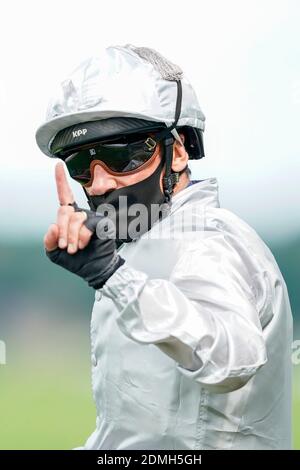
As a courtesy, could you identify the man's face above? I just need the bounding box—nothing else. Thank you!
[83,135,189,197]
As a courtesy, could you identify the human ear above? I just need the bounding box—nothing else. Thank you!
[172,134,189,172]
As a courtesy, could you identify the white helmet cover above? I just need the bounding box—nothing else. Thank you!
[35,44,206,158]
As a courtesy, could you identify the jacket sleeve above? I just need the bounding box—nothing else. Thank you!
[101,233,268,393]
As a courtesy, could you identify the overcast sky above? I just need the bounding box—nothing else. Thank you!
[0,0,299,243]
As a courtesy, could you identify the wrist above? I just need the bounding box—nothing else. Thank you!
[88,255,126,290]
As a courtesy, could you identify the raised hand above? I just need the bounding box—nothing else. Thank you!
[43,162,93,254]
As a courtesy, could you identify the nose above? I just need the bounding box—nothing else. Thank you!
[85,163,118,195]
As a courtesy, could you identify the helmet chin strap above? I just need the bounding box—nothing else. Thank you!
[161,135,187,202]
[150,80,184,202]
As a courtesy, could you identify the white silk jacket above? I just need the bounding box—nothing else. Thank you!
[81,178,293,450]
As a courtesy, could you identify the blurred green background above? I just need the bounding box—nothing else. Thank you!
[0,236,299,449]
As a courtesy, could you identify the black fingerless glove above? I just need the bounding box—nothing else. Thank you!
[46,203,125,289]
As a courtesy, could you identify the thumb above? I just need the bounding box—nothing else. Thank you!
[44,224,59,252]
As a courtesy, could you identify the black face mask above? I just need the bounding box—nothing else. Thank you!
[85,158,170,243]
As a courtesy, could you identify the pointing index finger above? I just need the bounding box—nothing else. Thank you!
[55,161,74,206]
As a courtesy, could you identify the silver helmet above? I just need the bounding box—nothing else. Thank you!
[35,44,206,160]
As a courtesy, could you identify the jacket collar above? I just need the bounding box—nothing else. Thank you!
[169,177,220,215]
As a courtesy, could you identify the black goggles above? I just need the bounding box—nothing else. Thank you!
[62,133,160,186]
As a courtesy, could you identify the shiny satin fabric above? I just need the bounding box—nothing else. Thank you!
[78,178,293,450]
